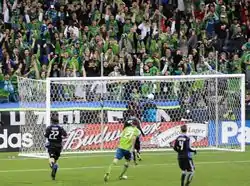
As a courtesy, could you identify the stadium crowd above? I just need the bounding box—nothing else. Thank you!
[0,0,249,102]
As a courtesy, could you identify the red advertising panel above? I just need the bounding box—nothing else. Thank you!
[63,122,208,150]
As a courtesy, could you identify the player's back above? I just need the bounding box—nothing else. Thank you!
[119,126,140,151]
[44,124,67,147]
[174,134,192,159]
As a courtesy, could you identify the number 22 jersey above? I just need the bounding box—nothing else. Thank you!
[44,124,67,148]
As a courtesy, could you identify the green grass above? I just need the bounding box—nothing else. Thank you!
[0,150,249,186]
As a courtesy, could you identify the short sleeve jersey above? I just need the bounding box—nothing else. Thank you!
[174,134,193,159]
[44,124,67,148]
[118,126,141,151]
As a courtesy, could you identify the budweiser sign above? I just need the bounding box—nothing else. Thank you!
[62,122,208,150]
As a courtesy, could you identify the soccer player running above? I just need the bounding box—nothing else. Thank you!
[123,102,145,165]
[173,125,197,186]
[104,117,141,182]
[44,116,67,180]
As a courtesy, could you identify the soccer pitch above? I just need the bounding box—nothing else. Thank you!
[0,150,249,186]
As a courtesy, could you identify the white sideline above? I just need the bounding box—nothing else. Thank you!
[0,159,249,173]
[0,151,230,161]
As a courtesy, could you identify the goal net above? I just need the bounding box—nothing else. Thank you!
[17,74,245,158]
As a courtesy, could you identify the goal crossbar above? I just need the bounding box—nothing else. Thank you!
[48,74,245,82]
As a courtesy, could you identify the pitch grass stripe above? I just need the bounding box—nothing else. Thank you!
[0,151,231,161]
[0,160,249,173]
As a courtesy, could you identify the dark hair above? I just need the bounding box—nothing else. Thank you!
[181,125,187,133]
[51,112,59,124]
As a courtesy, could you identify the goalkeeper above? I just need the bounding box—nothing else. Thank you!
[104,117,141,182]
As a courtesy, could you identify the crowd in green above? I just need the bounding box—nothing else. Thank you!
[0,0,249,102]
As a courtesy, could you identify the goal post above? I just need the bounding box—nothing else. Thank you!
[17,73,246,158]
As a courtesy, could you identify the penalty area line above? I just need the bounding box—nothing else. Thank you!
[0,160,249,173]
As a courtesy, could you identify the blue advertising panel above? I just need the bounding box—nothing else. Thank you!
[209,120,250,145]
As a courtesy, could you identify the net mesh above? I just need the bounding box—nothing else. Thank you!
[17,74,244,157]
[17,78,47,155]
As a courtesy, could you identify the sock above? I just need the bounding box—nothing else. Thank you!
[107,161,116,175]
[185,172,194,186]
[120,163,129,177]
[133,151,136,162]
[53,164,58,172]
[181,172,186,186]
[53,164,58,168]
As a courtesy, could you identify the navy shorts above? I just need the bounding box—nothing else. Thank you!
[47,147,62,160]
[45,143,62,161]
[115,148,132,161]
[178,158,195,172]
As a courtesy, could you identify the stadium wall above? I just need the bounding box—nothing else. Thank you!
[0,108,249,152]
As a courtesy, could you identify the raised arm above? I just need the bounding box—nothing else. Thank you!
[32,55,40,79]
[82,63,86,77]
[72,62,77,77]
[47,55,57,78]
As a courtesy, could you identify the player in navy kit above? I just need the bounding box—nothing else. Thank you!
[44,117,67,180]
[173,125,197,186]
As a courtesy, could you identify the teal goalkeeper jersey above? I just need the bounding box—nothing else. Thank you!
[118,126,141,151]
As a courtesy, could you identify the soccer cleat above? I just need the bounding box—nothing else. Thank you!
[134,161,138,166]
[104,173,110,182]
[119,175,128,180]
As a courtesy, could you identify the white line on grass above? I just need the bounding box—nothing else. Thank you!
[0,151,231,161]
[58,151,229,159]
[0,160,249,173]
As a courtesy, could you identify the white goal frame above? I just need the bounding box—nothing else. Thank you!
[18,74,246,158]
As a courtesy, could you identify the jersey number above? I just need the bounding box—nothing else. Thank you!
[49,131,59,140]
[124,131,134,139]
[179,141,184,151]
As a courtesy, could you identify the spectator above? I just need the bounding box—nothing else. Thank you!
[3,74,18,102]
[0,0,249,103]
